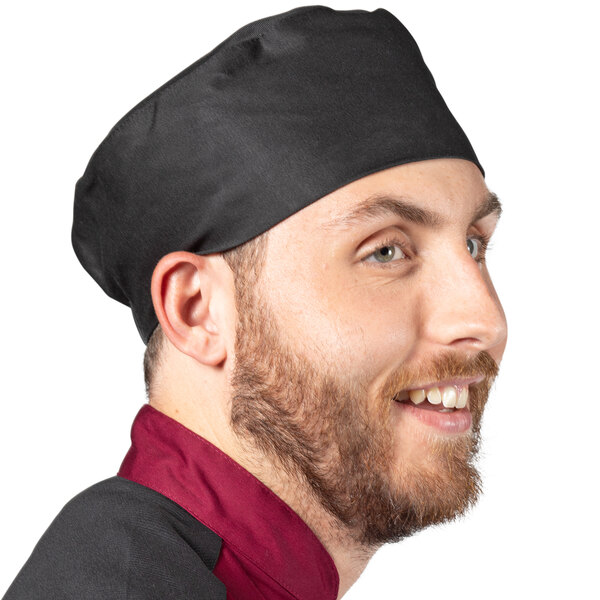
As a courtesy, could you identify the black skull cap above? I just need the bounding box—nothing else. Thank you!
[72,5,483,343]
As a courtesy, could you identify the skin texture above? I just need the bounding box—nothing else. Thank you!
[149,158,508,598]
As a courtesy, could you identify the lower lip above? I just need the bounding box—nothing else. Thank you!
[394,401,472,434]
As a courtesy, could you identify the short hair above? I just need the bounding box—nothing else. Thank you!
[143,231,269,397]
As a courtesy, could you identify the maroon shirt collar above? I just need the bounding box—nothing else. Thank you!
[118,404,339,599]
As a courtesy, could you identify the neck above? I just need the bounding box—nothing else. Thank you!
[150,351,378,598]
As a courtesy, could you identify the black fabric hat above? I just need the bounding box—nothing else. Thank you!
[73,5,483,344]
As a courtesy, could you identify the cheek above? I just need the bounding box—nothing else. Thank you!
[263,236,419,377]
[289,273,418,378]
[341,320,415,381]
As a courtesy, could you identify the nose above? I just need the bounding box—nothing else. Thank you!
[418,250,507,355]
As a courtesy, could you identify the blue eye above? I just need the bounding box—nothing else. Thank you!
[467,237,480,259]
[365,241,407,264]
[467,235,490,262]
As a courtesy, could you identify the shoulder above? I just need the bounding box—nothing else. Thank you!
[4,477,226,600]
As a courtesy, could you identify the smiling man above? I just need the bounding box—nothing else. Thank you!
[4,6,506,600]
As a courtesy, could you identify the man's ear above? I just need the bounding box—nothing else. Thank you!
[151,251,229,366]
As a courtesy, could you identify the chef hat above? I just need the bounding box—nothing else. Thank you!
[72,6,482,343]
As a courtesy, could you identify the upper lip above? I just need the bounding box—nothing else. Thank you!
[409,375,485,391]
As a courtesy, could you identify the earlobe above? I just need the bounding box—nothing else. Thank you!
[151,252,227,366]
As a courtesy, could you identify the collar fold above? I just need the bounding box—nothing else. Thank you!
[118,404,339,600]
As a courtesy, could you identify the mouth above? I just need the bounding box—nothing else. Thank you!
[392,377,484,433]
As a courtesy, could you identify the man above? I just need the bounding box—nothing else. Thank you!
[4,6,507,599]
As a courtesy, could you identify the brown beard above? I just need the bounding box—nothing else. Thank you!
[230,285,499,547]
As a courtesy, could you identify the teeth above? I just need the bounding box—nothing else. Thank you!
[442,386,457,408]
[426,387,442,405]
[456,387,468,409]
[409,389,426,405]
[403,385,469,409]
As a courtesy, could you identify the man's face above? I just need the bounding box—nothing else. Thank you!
[229,158,507,546]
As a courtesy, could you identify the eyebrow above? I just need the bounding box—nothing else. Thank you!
[323,191,502,231]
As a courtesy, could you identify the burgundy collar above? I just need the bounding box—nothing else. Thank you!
[118,404,339,600]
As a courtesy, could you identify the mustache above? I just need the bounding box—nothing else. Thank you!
[378,350,499,402]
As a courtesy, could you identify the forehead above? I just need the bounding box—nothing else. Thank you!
[273,158,493,239]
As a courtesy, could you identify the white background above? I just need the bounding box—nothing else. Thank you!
[1,1,598,597]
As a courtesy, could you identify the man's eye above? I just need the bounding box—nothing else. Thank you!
[364,241,408,264]
[467,234,490,262]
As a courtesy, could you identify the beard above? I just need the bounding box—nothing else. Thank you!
[229,283,499,548]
